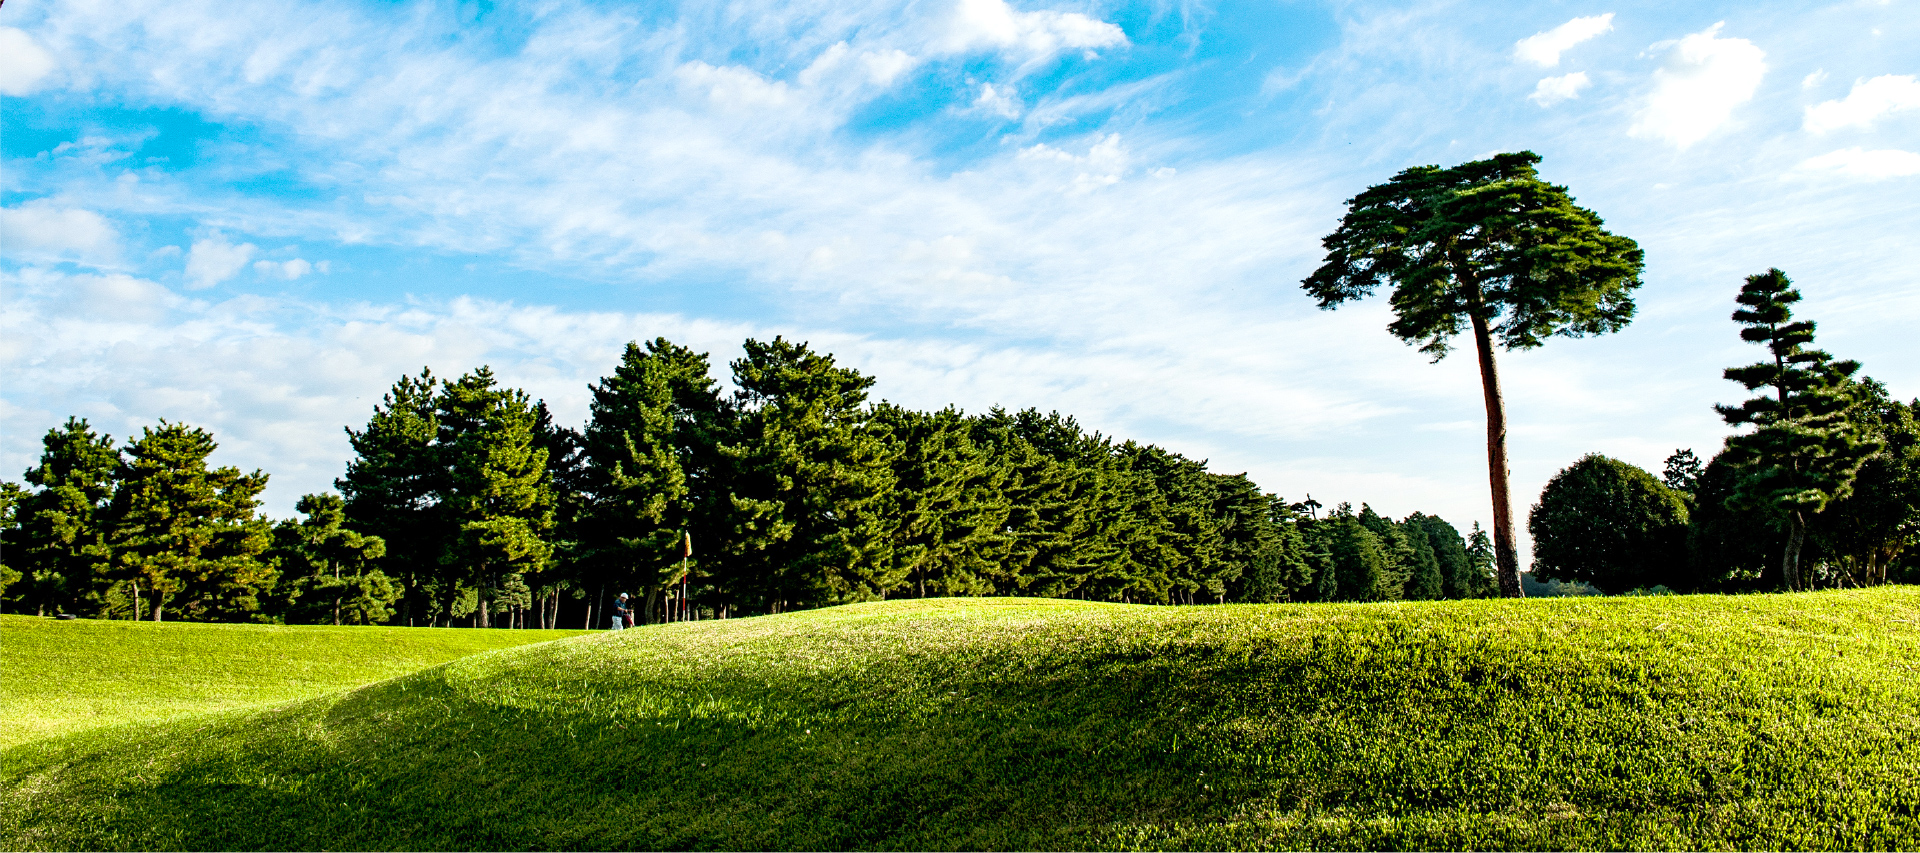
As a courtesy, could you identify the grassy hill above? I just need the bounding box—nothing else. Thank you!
[0,615,586,748]
[4,590,1917,850]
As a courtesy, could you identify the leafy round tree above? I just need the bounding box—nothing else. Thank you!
[1529,453,1689,594]
[1303,151,1644,596]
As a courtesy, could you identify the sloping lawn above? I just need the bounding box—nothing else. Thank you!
[3,590,1916,850]
[0,615,586,748]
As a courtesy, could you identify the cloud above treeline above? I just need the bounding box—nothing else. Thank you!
[3,0,1916,555]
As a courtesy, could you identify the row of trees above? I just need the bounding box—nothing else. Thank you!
[1528,270,1919,593]
[1,337,1500,624]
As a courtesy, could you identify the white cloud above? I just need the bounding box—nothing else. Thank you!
[0,201,119,263]
[0,27,56,95]
[1790,147,1920,180]
[1513,14,1614,68]
[941,0,1127,60]
[1529,71,1592,107]
[1628,23,1766,149]
[973,82,1022,117]
[184,236,257,289]
[1017,133,1128,192]
[797,43,920,89]
[1804,75,1920,134]
[1801,69,1828,90]
[254,258,314,280]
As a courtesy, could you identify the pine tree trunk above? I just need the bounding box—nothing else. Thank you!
[1466,284,1524,598]
[131,579,141,621]
[1784,511,1806,591]
[643,588,659,625]
[333,562,342,626]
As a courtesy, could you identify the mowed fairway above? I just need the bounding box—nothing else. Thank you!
[0,616,587,748]
[3,590,1918,850]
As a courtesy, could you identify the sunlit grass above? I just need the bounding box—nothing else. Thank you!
[0,616,586,748]
[3,590,1916,850]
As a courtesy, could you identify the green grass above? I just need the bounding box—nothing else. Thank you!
[4,590,1918,850]
[0,616,586,748]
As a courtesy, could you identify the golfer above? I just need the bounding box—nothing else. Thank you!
[611,592,633,631]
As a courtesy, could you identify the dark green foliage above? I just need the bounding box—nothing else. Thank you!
[268,493,395,625]
[1320,506,1395,602]
[338,370,443,624]
[1684,452,1789,593]
[1465,522,1498,596]
[1302,150,1645,598]
[1400,512,1446,599]
[1411,513,1477,598]
[709,338,901,611]
[579,339,719,623]
[105,422,275,622]
[1811,382,1920,586]
[7,419,121,617]
[1715,269,1879,590]
[1662,448,1704,498]
[0,482,22,608]
[1529,454,1690,594]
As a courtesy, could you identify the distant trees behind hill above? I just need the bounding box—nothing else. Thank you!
[0,336,1498,625]
[1528,269,1920,593]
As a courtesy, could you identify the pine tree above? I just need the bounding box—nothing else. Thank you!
[0,482,23,611]
[270,493,394,625]
[1662,449,1704,498]
[1399,512,1446,600]
[1811,382,1920,586]
[12,419,121,616]
[872,404,1011,598]
[339,370,443,625]
[581,340,719,623]
[1715,269,1880,590]
[1466,522,1497,597]
[437,368,554,627]
[714,338,899,611]
[1304,152,1644,597]
[106,422,275,621]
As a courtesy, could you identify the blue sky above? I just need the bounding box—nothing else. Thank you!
[3,0,1917,555]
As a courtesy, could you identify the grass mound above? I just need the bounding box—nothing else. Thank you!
[0,615,585,748]
[4,590,1918,850]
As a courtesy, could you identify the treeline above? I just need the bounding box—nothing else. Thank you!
[1527,270,1920,593]
[1,337,1499,626]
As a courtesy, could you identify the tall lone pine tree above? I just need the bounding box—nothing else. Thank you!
[1303,151,1645,596]
[1715,269,1878,591]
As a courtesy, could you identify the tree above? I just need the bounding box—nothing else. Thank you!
[580,339,718,623]
[711,338,899,612]
[106,422,275,621]
[1528,454,1689,594]
[10,419,121,616]
[0,482,23,610]
[338,370,443,625]
[1465,522,1497,597]
[1398,512,1446,600]
[1407,514,1475,599]
[1662,449,1705,498]
[437,368,554,628]
[1303,151,1645,597]
[1811,382,1920,586]
[1715,269,1880,591]
[870,404,1010,598]
[1322,505,1395,602]
[270,493,395,625]
[1683,452,1786,593]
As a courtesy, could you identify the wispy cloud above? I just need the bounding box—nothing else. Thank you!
[1804,75,1920,134]
[1529,71,1592,107]
[1790,147,1920,180]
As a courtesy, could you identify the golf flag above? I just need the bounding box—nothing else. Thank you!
[683,531,693,559]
